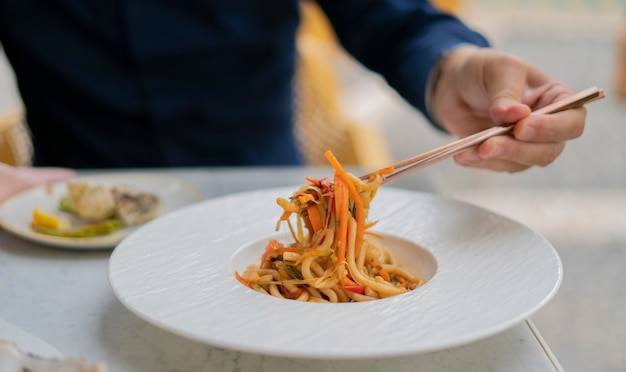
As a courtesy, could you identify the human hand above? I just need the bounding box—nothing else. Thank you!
[0,162,76,202]
[428,45,585,173]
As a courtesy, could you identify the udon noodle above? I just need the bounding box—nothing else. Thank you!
[235,150,424,302]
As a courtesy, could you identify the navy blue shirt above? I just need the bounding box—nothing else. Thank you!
[0,0,488,168]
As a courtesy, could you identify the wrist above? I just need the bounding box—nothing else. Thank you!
[426,44,481,130]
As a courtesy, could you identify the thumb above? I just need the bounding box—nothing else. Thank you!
[490,94,531,126]
[483,53,532,125]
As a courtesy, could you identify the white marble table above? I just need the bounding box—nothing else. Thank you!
[0,167,563,371]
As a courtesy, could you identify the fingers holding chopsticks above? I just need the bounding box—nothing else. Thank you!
[455,134,566,172]
[362,86,602,181]
[513,105,586,142]
[455,103,587,172]
[428,44,597,173]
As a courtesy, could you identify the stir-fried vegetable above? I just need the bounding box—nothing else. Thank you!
[235,150,423,302]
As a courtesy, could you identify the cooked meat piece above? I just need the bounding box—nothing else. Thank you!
[66,182,116,222]
[112,187,160,226]
[64,181,160,226]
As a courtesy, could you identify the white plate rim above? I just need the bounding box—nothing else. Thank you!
[0,172,203,249]
[108,186,562,359]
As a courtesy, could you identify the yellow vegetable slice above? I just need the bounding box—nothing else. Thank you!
[32,208,70,230]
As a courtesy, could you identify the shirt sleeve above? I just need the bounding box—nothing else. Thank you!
[316,0,490,125]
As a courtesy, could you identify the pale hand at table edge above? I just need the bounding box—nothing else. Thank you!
[0,163,76,202]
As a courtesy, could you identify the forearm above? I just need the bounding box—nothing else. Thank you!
[425,44,485,133]
[317,0,489,122]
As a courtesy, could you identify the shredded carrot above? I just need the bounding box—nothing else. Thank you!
[324,150,365,256]
[340,275,358,286]
[364,230,385,240]
[370,260,391,282]
[394,276,408,288]
[334,177,349,267]
[379,268,391,282]
[364,221,378,229]
[234,271,251,288]
[306,203,324,234]
[279,210,292,221]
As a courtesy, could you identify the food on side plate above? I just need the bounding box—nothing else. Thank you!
[66,182,117,222]
[0,339,106,372]
[235,150,424,302]
[32,208,71,230]
[31,181,160,238]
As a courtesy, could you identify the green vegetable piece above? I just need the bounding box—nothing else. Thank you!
[33,219,123,238]
[58,196,73,213]
[287,265,303,280]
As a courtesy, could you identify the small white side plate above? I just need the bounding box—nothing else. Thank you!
[0,172,203,249]
[0,318,62,358]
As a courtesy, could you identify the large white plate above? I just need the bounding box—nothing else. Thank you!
[0,173,203,249]
[108,187,562,359]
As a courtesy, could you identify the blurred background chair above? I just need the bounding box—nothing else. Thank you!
[293,0,463,169]
[294,1,393,169]
[0,106,32,166]
[617,11,626,98]
[430,0,462,14]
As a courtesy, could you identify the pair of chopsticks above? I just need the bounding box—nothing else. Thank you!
[360,86,605,183]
